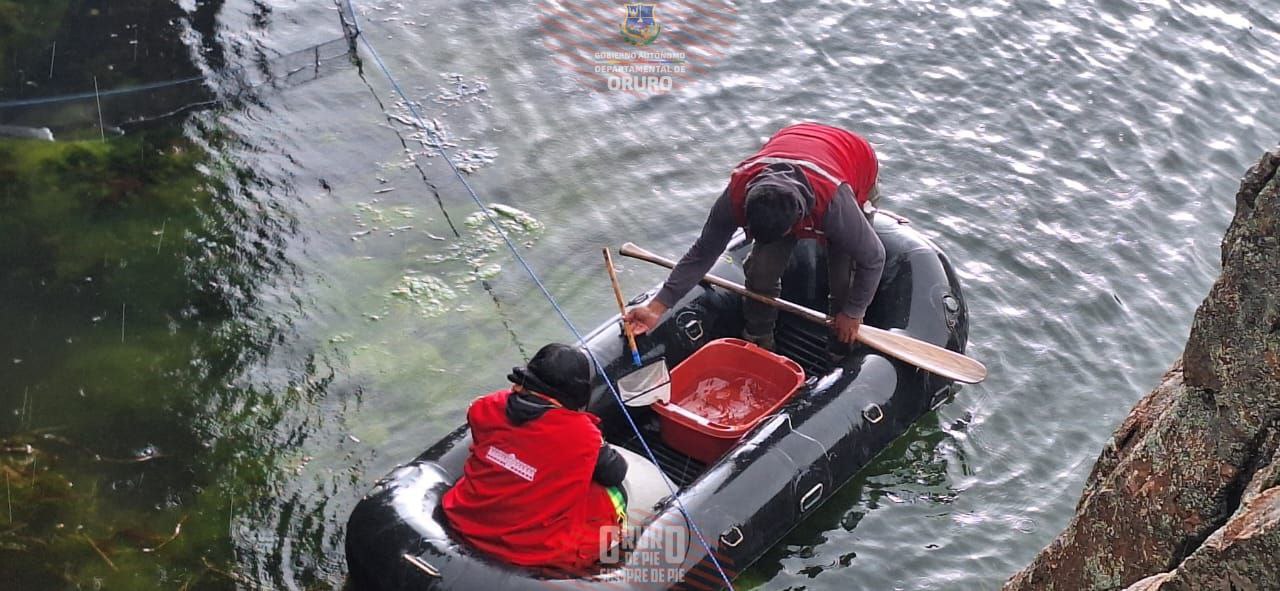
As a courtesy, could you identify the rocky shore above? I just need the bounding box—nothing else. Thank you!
[1004,148,1280,590]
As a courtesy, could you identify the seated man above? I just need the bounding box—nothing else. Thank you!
[442,343,629,570]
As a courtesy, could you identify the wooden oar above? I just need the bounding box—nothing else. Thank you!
[618,242,988,385]
[603,247,643,367]
[604,247,673,406]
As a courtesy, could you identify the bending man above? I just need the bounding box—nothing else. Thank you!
[626,122,886,351]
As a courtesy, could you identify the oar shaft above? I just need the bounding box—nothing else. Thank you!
[618,242,988,384]
[618,243,827,324]
[603,248,643,366]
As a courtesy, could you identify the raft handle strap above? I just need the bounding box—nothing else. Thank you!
[929,385,953,411]
[403,554,441,577]
[800,483,824,513]
[720,526,744,548]
[677,310,704,342]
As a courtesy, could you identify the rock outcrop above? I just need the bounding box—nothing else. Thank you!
[1004,148,1280,590]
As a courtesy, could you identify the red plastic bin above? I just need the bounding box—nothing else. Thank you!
[655,338,806,464]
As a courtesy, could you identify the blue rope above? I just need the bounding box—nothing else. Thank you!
[344,2,736,589]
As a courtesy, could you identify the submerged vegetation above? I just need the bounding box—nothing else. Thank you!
[0,135,208,287]
[0,123,310,588]
[0,2,305,584]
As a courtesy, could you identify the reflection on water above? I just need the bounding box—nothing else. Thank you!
[0,1,339,588]
[0,119,297,588]
[3,0,1279,589]
[738,413,969,587]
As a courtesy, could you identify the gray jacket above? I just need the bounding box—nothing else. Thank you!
[654,182,886,319]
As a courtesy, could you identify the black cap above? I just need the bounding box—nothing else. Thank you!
[507,343,592,410]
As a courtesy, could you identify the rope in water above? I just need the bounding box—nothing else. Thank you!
[0,76,206,109]
[0,33,354,111]
[341,2,737,588]
[351,62,531,360]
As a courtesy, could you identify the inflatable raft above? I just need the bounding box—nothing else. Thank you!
[346,212,970,590]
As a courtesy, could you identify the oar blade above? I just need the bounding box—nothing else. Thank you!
[857,326,987,384]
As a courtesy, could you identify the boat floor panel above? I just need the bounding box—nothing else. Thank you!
[776,316,833,377]
[616,434,707,490]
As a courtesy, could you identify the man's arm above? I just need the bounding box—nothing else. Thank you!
[593,445,628,487]
[823,185,886,319]
[653,188,738,308]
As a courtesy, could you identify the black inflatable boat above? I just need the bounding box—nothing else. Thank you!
[346,212,970,590]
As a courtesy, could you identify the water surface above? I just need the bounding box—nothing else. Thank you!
[2,0,1278,589]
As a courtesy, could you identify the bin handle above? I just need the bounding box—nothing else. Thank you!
[729,338,805,377]
[659,402,730,430]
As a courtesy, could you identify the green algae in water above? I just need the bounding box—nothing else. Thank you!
[390,273,458,318]
[469,262,503,282]
[0,137,209,289]
[475,203,545,234]
[422,203,545,271]
[1,3,352,589]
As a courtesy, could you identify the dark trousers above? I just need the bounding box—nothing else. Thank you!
[742,185,878,349]
[742,236,854,349]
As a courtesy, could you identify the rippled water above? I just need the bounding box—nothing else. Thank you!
[3,0,1279,589]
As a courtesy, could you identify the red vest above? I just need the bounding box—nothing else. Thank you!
[728,123,878,240]
[442,390,618,569]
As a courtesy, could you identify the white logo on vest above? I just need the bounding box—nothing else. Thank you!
[484,446,538,482]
